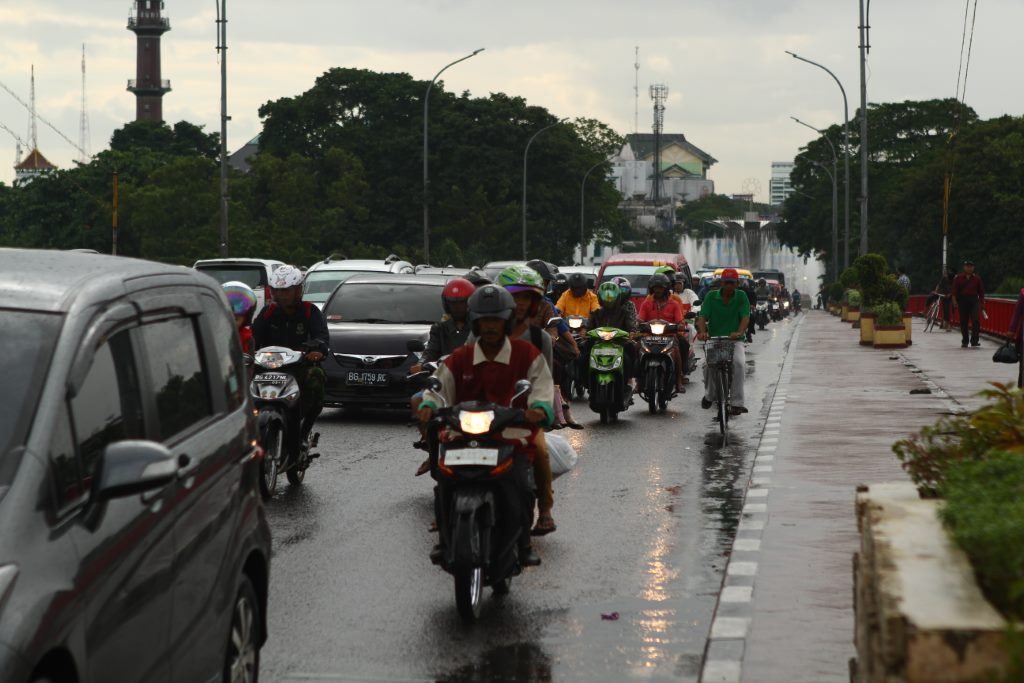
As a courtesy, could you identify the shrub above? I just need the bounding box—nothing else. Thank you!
[893,383,1024,496]
[839,267,859,291]
[847,289,862,308]
[828,282,844,303]
[996,276,1024,296]
[873,301,902,326]
[939,450,1024,617]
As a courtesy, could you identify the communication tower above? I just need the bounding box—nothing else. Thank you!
[649,83,668,206]
[127,0,172,121]
[79,44,90,162]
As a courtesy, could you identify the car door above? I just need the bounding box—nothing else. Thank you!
[66,320,176,683]
[132,290,251,682]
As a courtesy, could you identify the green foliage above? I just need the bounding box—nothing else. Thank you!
[839,267,859,290]
[828,282,844,303]
[996,277,1024,295]
[111,120,220,159]
[677,194,773,228]
[847,289,862,308]
[849,253,907,309]
[939,450,1024,617]
[872,301,903,326]
[893,383,1024,496]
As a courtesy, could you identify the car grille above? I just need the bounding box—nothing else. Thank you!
[333,353,408,370]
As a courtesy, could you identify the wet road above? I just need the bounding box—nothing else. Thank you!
[261,318,799,682]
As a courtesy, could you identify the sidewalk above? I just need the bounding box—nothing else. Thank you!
[701,313,1017,683]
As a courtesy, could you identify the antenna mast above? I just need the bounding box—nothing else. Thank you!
[649,83,668,207]
[79,44,90,162]
[29,65,37,151]
[633,46,639,136]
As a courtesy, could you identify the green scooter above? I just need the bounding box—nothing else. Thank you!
[586,326,633,424]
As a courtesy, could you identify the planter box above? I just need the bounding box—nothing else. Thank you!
[842,304,850,321]
[854,482,1010,682]
[849,307,862,327]
[904,312,913,346]
[860,311,877,345]
[873,324,907,349]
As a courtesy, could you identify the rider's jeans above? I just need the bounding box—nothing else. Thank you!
[702,342,746,408]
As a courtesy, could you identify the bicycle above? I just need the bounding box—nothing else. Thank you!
[704,336,736,445]
[923,293,945,333]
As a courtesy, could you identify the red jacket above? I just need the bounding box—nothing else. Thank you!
[952,273,985,302]
[639,296,684,323]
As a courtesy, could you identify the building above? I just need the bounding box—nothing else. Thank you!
[610,133,716,203]
[127,0,172,121]
[14,148,56,185]
[769,161,795,206]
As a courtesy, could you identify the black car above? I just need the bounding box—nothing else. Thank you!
[322,274,447,408]
[0,248,271,683]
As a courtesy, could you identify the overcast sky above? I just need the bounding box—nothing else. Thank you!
[0,0,1020,198]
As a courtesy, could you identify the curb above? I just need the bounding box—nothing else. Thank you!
[699,318,803,683]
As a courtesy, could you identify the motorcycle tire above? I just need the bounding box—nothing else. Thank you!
[286,460,306,486]
[646,368,659,414]
[259,425,282,498]
[454,564,484,622]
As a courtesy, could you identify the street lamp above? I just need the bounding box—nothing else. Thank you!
[216,0,228,257]
[785,50,851,270]
[522,119,564,260]
[579,159,605,266]
[422,48,484,265]
[791,116,839,280]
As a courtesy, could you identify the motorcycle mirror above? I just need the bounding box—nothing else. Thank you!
[407,339,425,353]
[242,353,254,367]
[511,379,532,402]
[546,316,564,328]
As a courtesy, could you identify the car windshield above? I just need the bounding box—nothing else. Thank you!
[599,265,659,296]
[324,282,444,324]
[196,265,266,288]
[303,270,360,303]
[1,310,62,461]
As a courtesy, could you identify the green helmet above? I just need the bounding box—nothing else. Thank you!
[654,265,676,277]
[597,281,621,306]
[497,265,545,298]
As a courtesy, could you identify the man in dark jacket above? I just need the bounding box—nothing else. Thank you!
[951,260,985,348]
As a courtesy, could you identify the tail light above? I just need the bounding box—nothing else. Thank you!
[489,458,514,477]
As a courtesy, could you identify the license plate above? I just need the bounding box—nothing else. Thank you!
[346,371,389,386]
[254,372,290,384]
[647,336,673,344]
[444,447,499,466]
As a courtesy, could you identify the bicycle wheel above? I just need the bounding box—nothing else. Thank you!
[716,369,728,440]
[924,301,939,333]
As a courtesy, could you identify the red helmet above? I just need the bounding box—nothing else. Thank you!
[442,277,474,314]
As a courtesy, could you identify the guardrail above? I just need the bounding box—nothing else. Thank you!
[907,294,1018,339]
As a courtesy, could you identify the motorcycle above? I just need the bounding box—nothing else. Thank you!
[423,379,536,622]
[565,315,589,400]
[586,326,633,424]
[781,299,792,317]
[769,298,783,322]
[754,300,770,330]
[637,319,679,414]
[249,344,321,498]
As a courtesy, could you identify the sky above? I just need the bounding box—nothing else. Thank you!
[0,0,1021,199]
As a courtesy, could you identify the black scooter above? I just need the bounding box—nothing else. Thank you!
[637,319,680,414]
[249,344,321,498]
[423,379,537,622]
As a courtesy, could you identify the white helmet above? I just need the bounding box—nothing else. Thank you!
[270,265,304,289]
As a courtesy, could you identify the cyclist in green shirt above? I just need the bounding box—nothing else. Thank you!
[696,268,750,415]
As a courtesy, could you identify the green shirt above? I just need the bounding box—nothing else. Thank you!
[701,289,750,337]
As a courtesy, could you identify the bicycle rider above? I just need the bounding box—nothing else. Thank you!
[696,268,750,416]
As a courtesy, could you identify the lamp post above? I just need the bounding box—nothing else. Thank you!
[579,159,605,266]
[216,0,228,257]
[522,119,563,260]
[791,116,839,280]
[422,48,484,265]
[858,0,870,255]
[785,50,851,270]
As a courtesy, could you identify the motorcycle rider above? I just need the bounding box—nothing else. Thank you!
[738,278,757,342]
[550,273,570,302]
[610,276,639,323]
[418,285,555,566]
[463,269,493,288]
[792,288,802,312]
[754,278,771,301]
[696,268,750,416]
[589,281,639,387]
[252,265,329,445]
[639,273,687,393]
[556,272,600,318]
[222,280,258,354]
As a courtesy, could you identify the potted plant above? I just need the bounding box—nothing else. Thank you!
[872,301,906,348]
[860,307,877,345]
[847,289,862,326]
[828,282,844,315]
[839,268,859,321]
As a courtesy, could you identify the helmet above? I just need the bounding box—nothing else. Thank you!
[270,265,304,289]
[497,265,545,298]
[610,276,632,298]
[674,272,689,287]
[648,273,671,295]
[550,273,569,299]
[463,270,492,287]
[597,281,621,306]
[468,284,515,334]
[442,277,474,314]
[222,281,257,317]
[721,268,739,282]
[567,272,588,291]
[758,278,767,285]
[524,259,557,282]
[655,265,676,277]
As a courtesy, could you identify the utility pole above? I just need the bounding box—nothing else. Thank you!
[112,171,119,256]
[858,0,870,255]
[217,0,229,257]
[521,120,563,260]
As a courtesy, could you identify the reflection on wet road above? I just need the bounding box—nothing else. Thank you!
[261,319,799,682]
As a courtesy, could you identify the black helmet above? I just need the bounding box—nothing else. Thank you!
[567,272,588,291]
[463,269,492,287]
[525,259,557,282]
[550,273,569,299]
[468,285,515,334]
[648,273,671,294]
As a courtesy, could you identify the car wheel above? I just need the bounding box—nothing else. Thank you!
[224,575,261,683]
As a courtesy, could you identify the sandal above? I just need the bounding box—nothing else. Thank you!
[531,515,557,536]
[414,459,431,476]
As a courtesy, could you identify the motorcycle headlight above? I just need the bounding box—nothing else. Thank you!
[598,330,616,341]
[458,410,494,435]
[255,351,285,369]
[568,317,584,329]
[783,301,790,308]
[649,322,666,335]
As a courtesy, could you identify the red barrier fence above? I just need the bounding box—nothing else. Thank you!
[907,294,1018,339]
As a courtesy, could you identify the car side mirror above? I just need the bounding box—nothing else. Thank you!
[407,339,425,353]
[93,441,177,501]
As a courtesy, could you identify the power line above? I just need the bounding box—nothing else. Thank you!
[0,76,87,157]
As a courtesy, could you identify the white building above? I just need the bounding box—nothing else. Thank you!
[610,133,716,203]
[769,161,795,206]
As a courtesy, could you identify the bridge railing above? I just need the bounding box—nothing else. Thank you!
[907,294,1018,339]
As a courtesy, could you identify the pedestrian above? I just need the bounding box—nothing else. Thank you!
[951,260,985,348]
[896,269,911,291]
[1010,286,1024,388]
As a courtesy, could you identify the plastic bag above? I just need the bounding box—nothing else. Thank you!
[993,341,1020,364]
[546,433,578,479]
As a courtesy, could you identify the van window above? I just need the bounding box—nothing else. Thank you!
[137,318,214,441]
[71,331,145,487]
[200,295,245,411]
[196,265,266,288]
[50,408,83,510]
